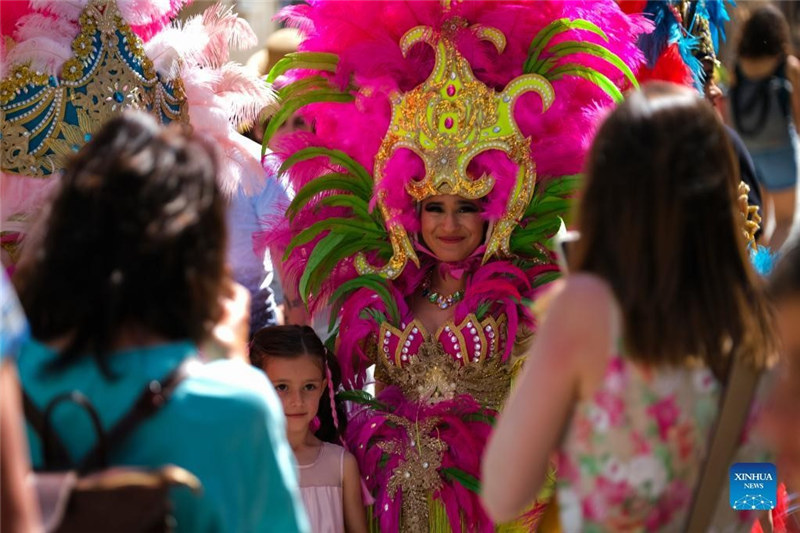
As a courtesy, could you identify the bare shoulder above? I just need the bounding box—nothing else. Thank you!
[341,449,362,487]
[541,274,616,381]
[551,273,615,318]
[786,55,800,80]
[342,449,360,473]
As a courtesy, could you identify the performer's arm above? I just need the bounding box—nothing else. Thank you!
[787,55,800,134]
[272,245,309,326]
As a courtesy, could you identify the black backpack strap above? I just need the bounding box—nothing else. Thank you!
[22,390,74,470]
[775,59,793,119]
[78,359,194,474]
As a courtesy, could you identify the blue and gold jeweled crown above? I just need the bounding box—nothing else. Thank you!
[1,0,187,178]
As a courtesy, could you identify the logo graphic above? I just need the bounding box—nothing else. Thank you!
[729,463,777,511]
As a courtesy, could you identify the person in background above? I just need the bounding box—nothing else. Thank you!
[227,164,290,331]
[729,5,800,249]
[698,33,764,231]
[0,270,41,533]
[764,240,800,531]
[251,325,368,533]
[482,83,776,531]
[13,112,309,533]
[234,27,310,329]
[246,28,307,147]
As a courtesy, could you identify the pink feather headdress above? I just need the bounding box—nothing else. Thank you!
[264,0,650,324]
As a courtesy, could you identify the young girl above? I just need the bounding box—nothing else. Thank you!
[251,326,368,533]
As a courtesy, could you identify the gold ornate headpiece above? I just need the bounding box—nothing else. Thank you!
[1,0,187,178]
[355,18,554,279]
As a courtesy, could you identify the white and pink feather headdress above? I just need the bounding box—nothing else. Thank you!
[0,0,273,264]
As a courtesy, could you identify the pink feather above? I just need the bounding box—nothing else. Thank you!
[344,386,526,531]
[28,0,86,21]
[172,7,276,197]
[0,172,59,238]
[216,63,275,129]
[4,12,78,75]
[271,0,649,294]
[195,3,257,68]
[1,0,35,37]
[118,0,189,41]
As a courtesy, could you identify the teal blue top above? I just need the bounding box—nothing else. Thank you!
[18,340,310,533]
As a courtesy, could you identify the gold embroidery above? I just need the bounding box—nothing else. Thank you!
[738,181,761,248]
[375,338,512,411]
[356,18,554,279]
[378,414,448,532]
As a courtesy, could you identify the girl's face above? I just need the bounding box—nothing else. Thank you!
[263,354,326,432]
[419,194,484,263]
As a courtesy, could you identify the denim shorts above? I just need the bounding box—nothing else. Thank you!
[752,142,800,192]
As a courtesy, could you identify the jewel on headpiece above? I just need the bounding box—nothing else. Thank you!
[1,0,187,178]
[356,18,554,279]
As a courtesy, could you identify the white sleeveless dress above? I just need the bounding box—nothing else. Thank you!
[299,442,345,533]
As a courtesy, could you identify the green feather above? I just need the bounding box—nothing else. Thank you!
[548,65,623,102]
[297,235,392,303]
[298,232,346,301]
[525,18,609,73]
[547,41,638,87]
[510,218,562,254]
[287,173,373,219]
[329,274,400,326]
[361,307,387,325]
[463,412,497,424]
[279,147,374,192]
[509,241,552,263]
[287,218,385,256]
[319,195,375,222]
[532,270,561,288]
[540,174,582,196]
[263,90,354,152]
[524,196,572,220]
[475,300,492,321]
[515,217,561,241]
[441,468,481,493]
[266,52,340,83]
[278,74,339,100]
[337,389,391,412]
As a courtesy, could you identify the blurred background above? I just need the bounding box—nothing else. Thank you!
[720,1,800,63]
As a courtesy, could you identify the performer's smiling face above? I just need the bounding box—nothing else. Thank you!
[420,195,484,263]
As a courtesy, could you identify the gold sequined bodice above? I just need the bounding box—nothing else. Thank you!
[373,313,514,409]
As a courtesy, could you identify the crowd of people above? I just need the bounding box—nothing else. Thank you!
[3,0,800,532]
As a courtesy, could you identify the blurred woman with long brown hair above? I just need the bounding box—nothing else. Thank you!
[483,83,776,531]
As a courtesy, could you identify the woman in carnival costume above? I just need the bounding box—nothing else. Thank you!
[262,1,648,530]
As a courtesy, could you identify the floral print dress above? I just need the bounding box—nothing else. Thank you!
[556,350,771,533]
